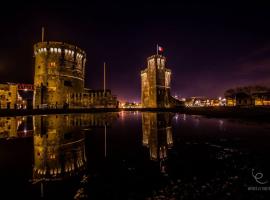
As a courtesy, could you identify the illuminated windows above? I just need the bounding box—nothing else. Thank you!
[49,62,56,67]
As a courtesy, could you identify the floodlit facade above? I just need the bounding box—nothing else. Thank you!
[0,83,18,109]
[33,42,86,108]
[185,97,226,107]
[0,83,34,109]
[225,91,270,107]
[141,54,182,108]
[33,41,118,109]
[141,55,171,108]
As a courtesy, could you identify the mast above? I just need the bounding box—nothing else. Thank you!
[103,62,106,93]
[42,27,45,42]
[104,124,107,157]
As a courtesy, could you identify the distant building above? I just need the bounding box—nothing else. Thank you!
[33,41,118,108]
[253,92,270,106]
[230,91,270,107]
[185,97,207,107]
[141,54,182,108]
[0,83,33,109]
[0,83,18,109]
[224,86,270,107]
[17,83,34,109]
[69,89,118,108]
[226,97,236,106]
[185,96,226,107]
[235,92,253,106]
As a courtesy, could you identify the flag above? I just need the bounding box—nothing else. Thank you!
[156,44,164,55]
[158,46,163,52]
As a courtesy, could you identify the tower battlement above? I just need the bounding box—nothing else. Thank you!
[33,41,86,108]
[141,54,181,108]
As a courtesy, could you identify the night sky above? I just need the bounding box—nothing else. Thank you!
[1,1,270,102]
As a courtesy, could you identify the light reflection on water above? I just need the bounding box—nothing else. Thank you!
[0,112,269,199]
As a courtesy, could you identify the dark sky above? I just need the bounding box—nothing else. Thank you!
[1,1,270,102]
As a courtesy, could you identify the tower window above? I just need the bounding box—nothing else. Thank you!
[49,62,56,67]
[64,80,72,87]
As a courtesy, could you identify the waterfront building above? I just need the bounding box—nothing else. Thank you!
[33,41,118,109]
[184,96,226,107]
[226,98,236,106]
[236,92,270,106]
[0,83,34,109]
[224,86,270,107]
[141,54,182,108]
[253,92,270,106]
[0,83,18,109]
[69,89,118,108]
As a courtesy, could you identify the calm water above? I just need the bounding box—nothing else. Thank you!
[0,112,270,199]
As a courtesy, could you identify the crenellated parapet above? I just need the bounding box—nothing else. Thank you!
[33,41,86,108]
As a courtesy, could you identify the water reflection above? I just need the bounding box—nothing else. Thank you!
[142,112,174,173]
[0,116,33,139]
[0,112,269,199]
[32,113,118,198]
[33,115,87,181]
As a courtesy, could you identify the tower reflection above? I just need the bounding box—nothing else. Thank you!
[142,112,174,172]
[33,115,87,181]
[32,113,118,198]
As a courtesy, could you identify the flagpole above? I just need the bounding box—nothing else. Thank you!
[42,27,44,42]
[103,62,106,94]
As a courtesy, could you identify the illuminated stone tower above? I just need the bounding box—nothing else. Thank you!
[141,55,172,108]
[33,42,86,108]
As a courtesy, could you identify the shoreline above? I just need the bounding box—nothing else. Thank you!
[0,107,270,120]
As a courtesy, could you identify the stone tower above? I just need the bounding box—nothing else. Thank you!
[141,55,172,108]
[33,42,86,108]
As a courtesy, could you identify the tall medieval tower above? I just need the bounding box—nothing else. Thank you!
[33,41,86,108]
[141,55,172,108]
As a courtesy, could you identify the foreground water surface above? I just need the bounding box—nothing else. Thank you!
[0,112,270,199]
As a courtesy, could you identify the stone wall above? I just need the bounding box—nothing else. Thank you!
[141,55,172,108]
[33,41,86,108]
